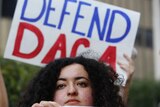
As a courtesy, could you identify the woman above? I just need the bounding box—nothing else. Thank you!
[18,56,125,107]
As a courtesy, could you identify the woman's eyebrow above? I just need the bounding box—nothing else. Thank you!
[75,76,89,81]
[57,77,89,81]
[57,78,66,81]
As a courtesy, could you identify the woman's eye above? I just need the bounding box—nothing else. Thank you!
[56,84,66,90]
[77,82,88,88]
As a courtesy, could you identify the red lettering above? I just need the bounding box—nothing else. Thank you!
[99,46,116,71]
[12,22,44,58]
[41,34,66,64]
[70,38,90,57]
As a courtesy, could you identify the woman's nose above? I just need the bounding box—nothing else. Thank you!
[67,84,78,96]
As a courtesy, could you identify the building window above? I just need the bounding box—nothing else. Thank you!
[2,0,17,17]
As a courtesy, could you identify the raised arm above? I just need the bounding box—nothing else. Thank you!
[0,70,9,107]
[118,54,135,106]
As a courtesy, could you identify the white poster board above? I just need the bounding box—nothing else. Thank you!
[4,0,140,85]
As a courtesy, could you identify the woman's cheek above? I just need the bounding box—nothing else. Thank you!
[54,91,66,105]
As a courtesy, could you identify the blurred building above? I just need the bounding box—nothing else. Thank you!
[0,0,159,80]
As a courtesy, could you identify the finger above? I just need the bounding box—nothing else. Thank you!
[119,63,129,73]
[117,60,127,67]
[124,54,134,66]
[118,61,134,77]
[40,101,61,107]
[49,101,61,107]
[32,103,43,107]
[123,54,131,62]
[118,54,132,65]
[123,54,135,71]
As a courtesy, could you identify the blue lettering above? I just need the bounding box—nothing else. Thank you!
[106,10,131,43]
[21,0,46,22]
[72,1,91,36]
[88,8,110,40]
[58,0,77,29]
[44,0,56,28]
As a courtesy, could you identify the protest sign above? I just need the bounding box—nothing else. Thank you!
[4,0,140,85]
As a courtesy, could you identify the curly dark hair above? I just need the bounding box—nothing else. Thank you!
[18,56,124,107]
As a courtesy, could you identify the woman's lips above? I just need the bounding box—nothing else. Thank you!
[65,99,80,105]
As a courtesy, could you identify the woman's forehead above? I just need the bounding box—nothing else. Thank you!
[59,63,89,79]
